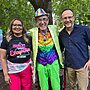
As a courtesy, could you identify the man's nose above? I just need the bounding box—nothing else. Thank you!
[41,20,44,23]
[66,18,70,21]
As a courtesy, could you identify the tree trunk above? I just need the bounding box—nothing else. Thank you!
[29,0,53,24]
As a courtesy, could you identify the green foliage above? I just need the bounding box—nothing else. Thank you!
[1,0,90,32]
[0,0,35,32]
[52,0,90,28]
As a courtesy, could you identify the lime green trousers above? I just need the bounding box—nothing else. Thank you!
[37,60,60,90]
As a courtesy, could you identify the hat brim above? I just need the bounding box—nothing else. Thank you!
[35,13,49,18]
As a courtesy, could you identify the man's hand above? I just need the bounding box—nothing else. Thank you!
[84,59,90,70]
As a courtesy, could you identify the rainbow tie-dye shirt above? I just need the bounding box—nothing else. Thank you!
[37,31,58,66]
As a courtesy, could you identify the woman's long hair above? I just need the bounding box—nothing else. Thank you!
[5,18,29,43]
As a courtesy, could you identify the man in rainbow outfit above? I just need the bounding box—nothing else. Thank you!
[29,8,63,90]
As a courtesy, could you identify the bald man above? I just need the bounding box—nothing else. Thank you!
[59,9,90,90]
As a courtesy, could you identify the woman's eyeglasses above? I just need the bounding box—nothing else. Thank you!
[12,24,23,30]
[12,24,22,27]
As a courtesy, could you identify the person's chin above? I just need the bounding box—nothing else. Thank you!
[40,27,47,31]
[66,24,72,28]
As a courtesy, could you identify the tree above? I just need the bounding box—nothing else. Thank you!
[0,0,90,32]
[0,0,35,31]
[52,0,90,27]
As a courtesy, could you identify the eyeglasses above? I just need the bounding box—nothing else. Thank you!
[12,24,22,27]
[12,24,23,30]
[62,16,73,20]
[37,18,49,22]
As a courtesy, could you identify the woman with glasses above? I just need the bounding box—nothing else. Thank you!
[0,18,33,90]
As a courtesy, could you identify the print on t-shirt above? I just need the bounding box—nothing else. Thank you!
[5,36,32,63]
[10,42,30,59]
